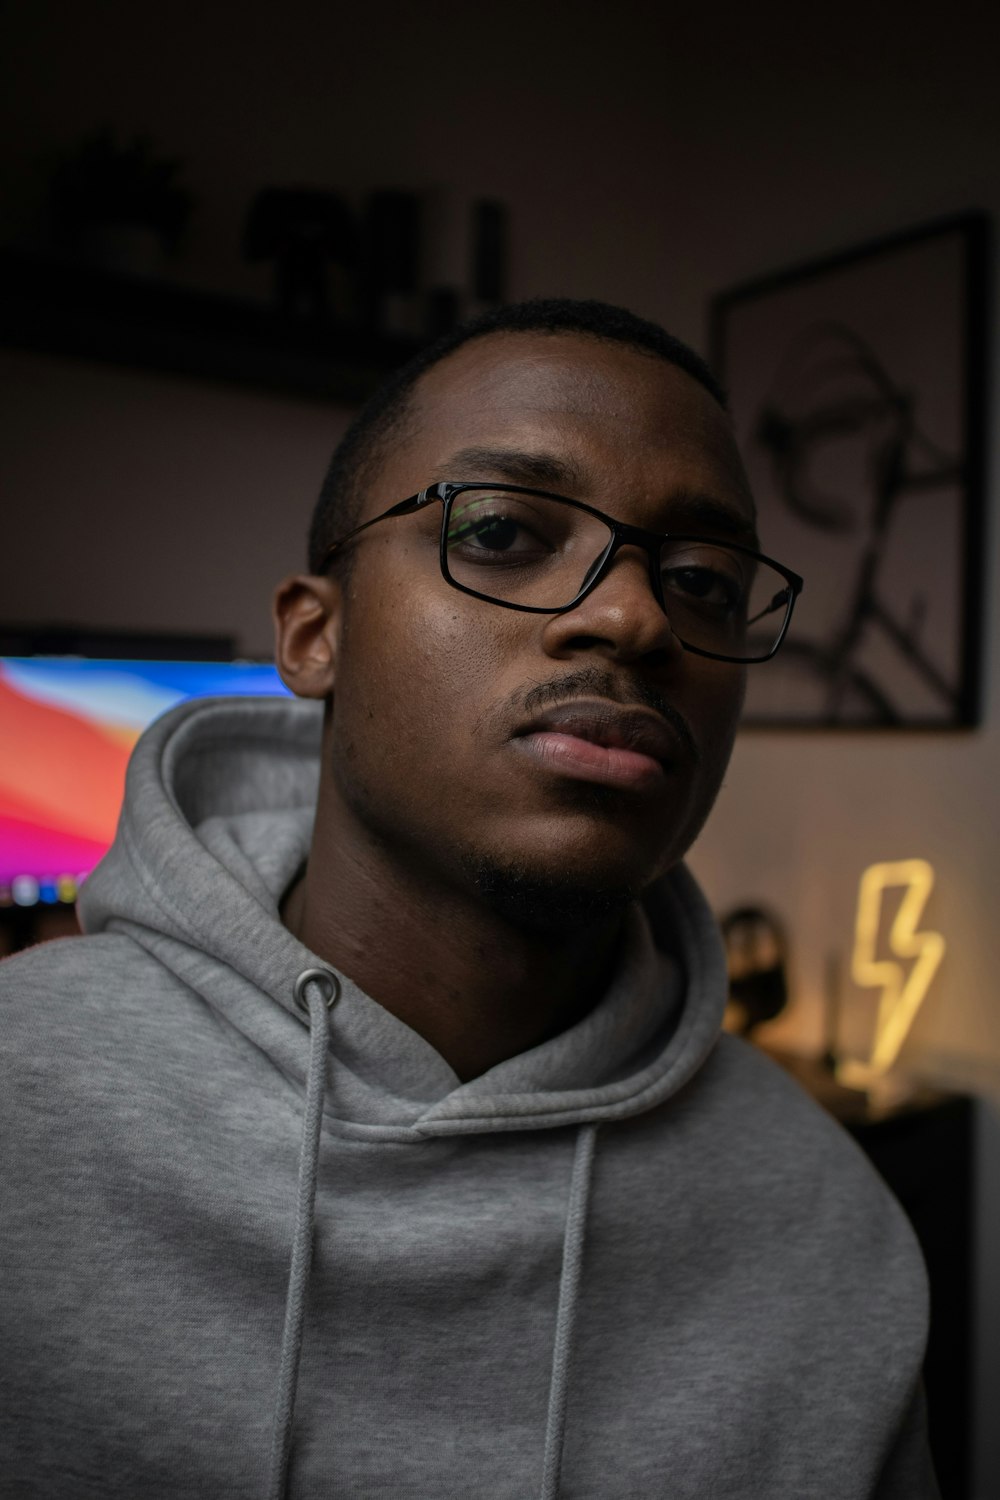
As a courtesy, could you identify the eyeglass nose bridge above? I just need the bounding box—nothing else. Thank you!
[578,520,670,614]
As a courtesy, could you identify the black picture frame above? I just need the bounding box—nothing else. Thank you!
[710,213,990,729]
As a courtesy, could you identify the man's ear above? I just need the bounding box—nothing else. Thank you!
[272,572,341,699]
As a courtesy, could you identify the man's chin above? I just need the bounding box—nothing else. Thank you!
[460,853,645,936]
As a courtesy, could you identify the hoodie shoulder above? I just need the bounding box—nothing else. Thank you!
[695,1034,928,1277]
[0,931,191,1071]
[702,1033,904,1187]
[1,931,162,1007]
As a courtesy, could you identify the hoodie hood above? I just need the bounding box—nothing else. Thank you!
[79,694,728,1139]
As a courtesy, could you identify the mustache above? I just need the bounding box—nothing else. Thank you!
[516,667,699,762]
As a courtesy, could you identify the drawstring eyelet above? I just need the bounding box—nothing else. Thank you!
[292,968,341,1014]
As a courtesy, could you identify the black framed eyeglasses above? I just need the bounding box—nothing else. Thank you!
[321,480,804,665]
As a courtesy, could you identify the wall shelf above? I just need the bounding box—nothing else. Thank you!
[0,248,425,403]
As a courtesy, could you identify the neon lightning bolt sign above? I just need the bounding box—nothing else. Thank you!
[849,859,945,1078]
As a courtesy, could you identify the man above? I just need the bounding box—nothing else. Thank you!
[1,299,938,1497]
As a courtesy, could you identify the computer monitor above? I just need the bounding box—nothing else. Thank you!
[0,657,292,908]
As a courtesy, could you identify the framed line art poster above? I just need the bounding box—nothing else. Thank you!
[711,213,989,728]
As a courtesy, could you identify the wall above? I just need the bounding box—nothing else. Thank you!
[0,351,352,655]
[2,1,998,1490]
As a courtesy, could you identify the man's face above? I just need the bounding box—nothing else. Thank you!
[319,332,754,921]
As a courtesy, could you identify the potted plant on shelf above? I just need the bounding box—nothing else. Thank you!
[48,128,194,277]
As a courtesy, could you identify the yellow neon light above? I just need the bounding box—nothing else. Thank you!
[846,859,944,1081]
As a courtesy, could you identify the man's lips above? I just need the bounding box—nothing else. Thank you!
[510,699,687,790]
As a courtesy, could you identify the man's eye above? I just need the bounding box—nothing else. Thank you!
[463,516,520,551]
[664,565,743,612]
[447,505,550,561]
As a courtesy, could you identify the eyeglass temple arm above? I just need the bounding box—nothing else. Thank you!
[321,489,437,566]
[746,586,794,627]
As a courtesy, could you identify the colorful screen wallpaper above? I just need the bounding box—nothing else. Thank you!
[0,658,291,905]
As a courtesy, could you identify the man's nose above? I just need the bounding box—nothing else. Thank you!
[540,546,684,664]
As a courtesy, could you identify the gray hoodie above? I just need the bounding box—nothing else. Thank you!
[0,695,938,1498]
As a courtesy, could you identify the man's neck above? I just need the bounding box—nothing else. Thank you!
[280,806,624,1084]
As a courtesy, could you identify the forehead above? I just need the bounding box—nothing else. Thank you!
[366,331,755,529]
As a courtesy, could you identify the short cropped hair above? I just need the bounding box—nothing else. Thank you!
[307,297,728,572]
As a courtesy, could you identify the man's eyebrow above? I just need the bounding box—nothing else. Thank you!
[439,446,760,549]
[440,446,588,493]
[662,492,760,549]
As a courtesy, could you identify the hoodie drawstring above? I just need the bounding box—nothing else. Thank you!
[267,968,340,1500]
[540,1122,598,1500]
[268,972,596,1500]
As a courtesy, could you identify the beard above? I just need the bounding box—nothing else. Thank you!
[460,849,640,937]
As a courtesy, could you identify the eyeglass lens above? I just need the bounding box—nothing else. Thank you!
[444,489,790,660]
